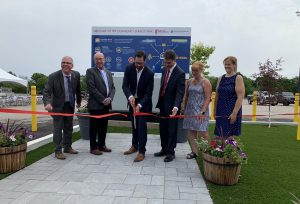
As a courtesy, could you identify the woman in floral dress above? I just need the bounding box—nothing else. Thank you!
[182,61,212,159]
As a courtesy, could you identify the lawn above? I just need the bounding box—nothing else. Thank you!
[201,124,300,204]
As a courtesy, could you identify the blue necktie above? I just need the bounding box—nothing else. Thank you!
[66,76,74,107]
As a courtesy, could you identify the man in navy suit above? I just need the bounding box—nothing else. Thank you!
[43,56,82,160]
[122,50,154,162]
[155,50,185,162]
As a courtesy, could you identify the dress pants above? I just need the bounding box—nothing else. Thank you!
[53,102,74,153]
[159,98,178,155]
[129,105,147,154]
[89,107,109,150]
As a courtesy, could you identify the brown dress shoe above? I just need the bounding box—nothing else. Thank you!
[90,149,103,155]
[99,146,112,152]
[64,148,78,154]
[124,146,138,155]
[55,152,66,160]
[134,153,145,162]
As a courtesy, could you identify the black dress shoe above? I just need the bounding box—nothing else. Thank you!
[154,151,166,157]
[164,154,175,162]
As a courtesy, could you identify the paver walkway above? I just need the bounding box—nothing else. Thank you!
[0,133,213,204]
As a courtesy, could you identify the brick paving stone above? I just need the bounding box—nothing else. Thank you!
[0,133,213,203]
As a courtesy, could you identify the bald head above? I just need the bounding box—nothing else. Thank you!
[94,52,105,69]
[62,56,73,63]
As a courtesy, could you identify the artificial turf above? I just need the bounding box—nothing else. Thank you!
[199,124,300,204]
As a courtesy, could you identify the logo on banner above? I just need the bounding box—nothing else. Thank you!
[128,57,134,63]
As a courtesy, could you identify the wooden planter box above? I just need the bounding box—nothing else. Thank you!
[203,152,241,185]
[0,143,27,173]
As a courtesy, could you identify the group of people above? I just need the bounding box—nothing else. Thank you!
[43,50,245,162]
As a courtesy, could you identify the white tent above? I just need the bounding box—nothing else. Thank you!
[0,68,27,87]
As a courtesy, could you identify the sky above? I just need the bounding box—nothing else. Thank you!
[0,0,299,79]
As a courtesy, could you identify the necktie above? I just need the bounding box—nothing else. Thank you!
[66,76,74,107]
[100,70,109,96]
[160,69,170,97]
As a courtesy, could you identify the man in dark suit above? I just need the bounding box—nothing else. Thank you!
[43,56,82,160]
[86,52,115,155]
[155,50,185,162]
[122,51,154,162]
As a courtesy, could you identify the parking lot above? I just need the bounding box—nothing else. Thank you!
[241,99,296,122]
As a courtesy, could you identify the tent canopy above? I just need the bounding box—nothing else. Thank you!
[0,68,27,87]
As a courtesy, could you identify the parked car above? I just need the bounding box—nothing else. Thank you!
[275,92,295,106]
[247,91,277,106]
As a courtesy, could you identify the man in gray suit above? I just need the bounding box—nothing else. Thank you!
[86,52,115,155]
[43,56,82,160]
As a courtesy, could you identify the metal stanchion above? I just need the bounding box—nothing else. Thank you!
[252,91,257,122]
[210,92,216,120]
[31,86,37,132]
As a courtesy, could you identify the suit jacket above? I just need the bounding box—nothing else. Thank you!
[43,70,81,113]
[156,65,185,114]
[122,63,154,113]
[86,67,115,110]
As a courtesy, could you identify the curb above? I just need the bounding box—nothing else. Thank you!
[27,125,80,152]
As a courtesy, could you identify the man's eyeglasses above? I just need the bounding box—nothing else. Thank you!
[62,62,72,65]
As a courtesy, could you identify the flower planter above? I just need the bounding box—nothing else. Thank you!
[202,152,241,185]
[77,113,90,140]
[0,143,27,173]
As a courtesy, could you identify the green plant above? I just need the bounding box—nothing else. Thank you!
[196,136,247,164]
[0,119,33,147]
[77,104,88,113]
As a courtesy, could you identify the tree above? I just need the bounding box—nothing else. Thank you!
[190,42,215,75]
[80,75,87,92]
[252,58,283,127]
[8,71,17,76]
[0,82,27,93]
[28,73,48,93]
[241,74,256,97]
[206,76,218,92]
[252,58,283,94]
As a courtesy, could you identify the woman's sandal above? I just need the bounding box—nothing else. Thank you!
[186,152,197,159]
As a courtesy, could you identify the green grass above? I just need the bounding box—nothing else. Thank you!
[198,124,300,204]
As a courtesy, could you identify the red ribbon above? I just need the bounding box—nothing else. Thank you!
[0,108,299,120]
[0,108,127,119]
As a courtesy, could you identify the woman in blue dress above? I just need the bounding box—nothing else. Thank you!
[182,61,212,159]
[214,56,245,138]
